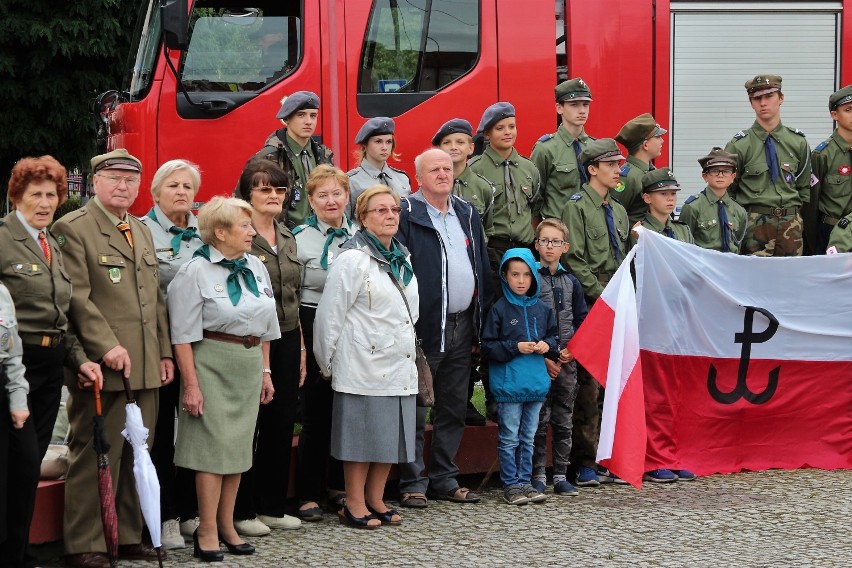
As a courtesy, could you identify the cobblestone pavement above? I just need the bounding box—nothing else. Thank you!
[38,468,850,567]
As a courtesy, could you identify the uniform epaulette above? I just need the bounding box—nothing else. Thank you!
[839,217,850,229]
[814,140,829,152]
[61,208,88,223]
[672,219,688,225]
[346,169,361,178]
[619,164,630,177]
[473,171,495,188]
[733,131,747,140]
[291,225,306,236]
[684,194,698,205]
[569,193,583,202]
[467,155,482,167]
[537,133,554,143]
[789,127,806,137]
[388,165,411,179]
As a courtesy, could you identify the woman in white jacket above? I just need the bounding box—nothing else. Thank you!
[314,185,418,529]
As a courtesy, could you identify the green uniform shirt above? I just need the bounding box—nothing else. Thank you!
[633,213,694,247]
[469,146,541,244]
[611,155,652,224]
[251,221,303,332]
[811,130,852,221]
[724,121,812,208]
[560,184,629,301]
[453,166,495,236]
[531,127,592,220]
[827,214,852,252]
[679,189,747,253]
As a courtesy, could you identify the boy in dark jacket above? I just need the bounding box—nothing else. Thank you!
[482,248,559,505]
[531,219,588,497]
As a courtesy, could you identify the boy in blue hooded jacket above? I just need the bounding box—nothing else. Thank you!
[481,248,559,505]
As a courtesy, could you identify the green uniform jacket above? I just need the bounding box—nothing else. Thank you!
[255,128,335,228]
[827,214,852,252]
[252,221,303,333]
[611,155,652,224]
[560,184,629,302]
[469,146,541,244]
[0,213,89,370]
[531,127,592,220]
[632,214,694,248]
[811,130,852,221]
[52,201,172,391]
[679,189,748,253]
[724,121,812,208]
[453,166,495,236]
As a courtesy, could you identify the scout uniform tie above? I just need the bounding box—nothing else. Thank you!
[503,160,521,214]
[116,221,134,249]
[602,201,622,262]
[664,225,675,239]
[453,178,463,197]
[377,171,391,186]
[38,231,51,266]
[300,149,313,179]
[717,200,730,252]
[765,136,780,183]
[573,139,588,184]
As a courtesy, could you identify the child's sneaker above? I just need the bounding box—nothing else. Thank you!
[523,485,547,504]
[553,479,579,496]
[531,478,547,494]
[576,466,601,487]
[643,469,677,483]
[503,486,529,506]
[671,469,697,481]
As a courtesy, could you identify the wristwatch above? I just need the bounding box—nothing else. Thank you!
[262,368,272,375]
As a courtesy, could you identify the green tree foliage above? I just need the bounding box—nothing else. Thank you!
[0,0,140,202]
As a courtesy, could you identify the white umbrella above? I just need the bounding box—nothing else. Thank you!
[121,398,164,567]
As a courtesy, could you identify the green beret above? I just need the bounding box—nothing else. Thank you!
[745,74,782,97]
[91,149,141,173]
[642,168,680,193]
[829,85,852,111]
[578,138,624,166]
[697,147,737,171]
[555,77,592,102]
[615,113,667,151]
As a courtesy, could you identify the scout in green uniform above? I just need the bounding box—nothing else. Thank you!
[611,113,667,224]
[253,91,334,228]
[433,118,495,235]
[632,169,694,247]
[531,78,595,221]
[679,147,748,253]
[827,214,852,252]
[808,85,852,253]
[724,75,812,257]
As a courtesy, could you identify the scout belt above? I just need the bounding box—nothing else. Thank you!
[202,330,261,348]
[749,205,798,217]
[19,332,65,348]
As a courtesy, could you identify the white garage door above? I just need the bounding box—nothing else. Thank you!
[669,2,840,212]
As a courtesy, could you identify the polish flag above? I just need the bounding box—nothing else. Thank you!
[569,247,646,488]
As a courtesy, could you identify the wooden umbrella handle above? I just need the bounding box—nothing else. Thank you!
[94,376,103,417]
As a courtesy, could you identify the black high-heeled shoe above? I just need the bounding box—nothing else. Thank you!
[338,505,380,529]
[367,504,403,526]
[218,532,255,555]
[193,528,224,562]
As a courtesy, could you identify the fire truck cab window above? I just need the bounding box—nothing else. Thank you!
[180,2,302,92]
[358,0,479,116]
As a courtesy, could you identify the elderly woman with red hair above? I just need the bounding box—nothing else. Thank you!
[0,156,102,566]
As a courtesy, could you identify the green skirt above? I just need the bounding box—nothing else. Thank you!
[174,338,262,474]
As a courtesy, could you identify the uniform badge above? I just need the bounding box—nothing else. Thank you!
[258,255,267,262]
[839,165,851,176]
[15,264,22,270]
[509,318,519,326]
[614,181,625,193]
[810,174,820,187]
[31,264,39,272]
[214,284,225,292]
[327,251,334,263]
[264,288,274,297]
[57,235,66,247]
[1,331,9,350]
[108,268,121,284]
[785,174,793,183]
[256,275,262,281]
[839,217,850,229]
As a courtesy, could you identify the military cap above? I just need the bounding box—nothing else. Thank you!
[476,102,515,134]
[555,77,592,102]
[578,138,624,166]
[615,113,667,151]
[432,118,473,146]
[829,85,852,111]
[354,117,396,144]
[698,147,737,172]
[91,148,141,173]
[745,74,782,97]
[642,168,680,193]
[275,91,320,119]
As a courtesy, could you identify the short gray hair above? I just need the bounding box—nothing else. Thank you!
[151,159,201,199]
[197,196,253,244]
[414,148,452,176]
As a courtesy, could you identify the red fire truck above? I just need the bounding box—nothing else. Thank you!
[96,0,852,215]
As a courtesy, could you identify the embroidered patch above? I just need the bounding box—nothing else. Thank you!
[0,331,9,350]
[509,318,519,326]
[614,181,625,193]
[264,288,274,297]
[839,165,850,176]
[57,235,66,247]
[214,284,224,292]
[838,217,850,229]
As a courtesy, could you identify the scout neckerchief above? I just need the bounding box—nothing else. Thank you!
[147,207,199,255]
[193,244,259,305]
[363,231,413,286]
[303,214,353,269]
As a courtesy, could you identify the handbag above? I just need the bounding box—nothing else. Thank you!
[385,271,434,407]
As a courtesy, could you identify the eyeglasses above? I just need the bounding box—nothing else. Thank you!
[365,206,402,216]
[706,169,734,177]
[536,238,565,247]
[254,185,288,195]
[97,174,141,187]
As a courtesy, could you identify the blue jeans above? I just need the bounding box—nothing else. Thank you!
[497,401,544,488]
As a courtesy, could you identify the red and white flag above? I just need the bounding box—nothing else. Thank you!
[571,228,852,487]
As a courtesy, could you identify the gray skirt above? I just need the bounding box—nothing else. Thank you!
[331,392,416,463]
[174,338,262,475]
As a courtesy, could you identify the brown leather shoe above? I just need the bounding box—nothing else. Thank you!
[117,543,165,561]
[64,552,111,568]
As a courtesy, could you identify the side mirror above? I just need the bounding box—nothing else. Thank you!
[161,0,189,50]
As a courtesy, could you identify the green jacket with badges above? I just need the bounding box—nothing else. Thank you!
[254,128,334,228]
[810,130,852,221]
[610,155,652,224]
[678,189,747,253]
[632,213,694,248]
[453,166,495,236]
[827,214,852,252]
[251,220,303,333]
[560,184,629,302]
[724,121,812,208]
[469,145,541,245]
[530,127,593,220]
